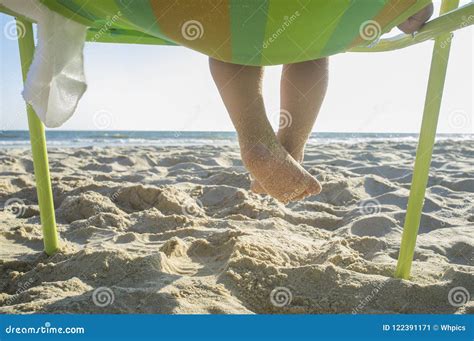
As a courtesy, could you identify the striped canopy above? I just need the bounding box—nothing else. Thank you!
[42,0,432,65]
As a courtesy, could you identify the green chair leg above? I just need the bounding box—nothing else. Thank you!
[16,18,59,255]
[395,0,459,279]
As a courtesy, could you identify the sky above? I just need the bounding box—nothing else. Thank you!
[0,1,472,133]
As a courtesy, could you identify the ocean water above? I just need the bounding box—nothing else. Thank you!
[0,130,472,148]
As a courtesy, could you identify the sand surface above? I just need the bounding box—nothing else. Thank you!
[1,140,473,314]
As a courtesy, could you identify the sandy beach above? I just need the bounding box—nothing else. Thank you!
[0,139,473,314]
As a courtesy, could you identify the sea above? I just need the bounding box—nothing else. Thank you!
[0,131,472,148]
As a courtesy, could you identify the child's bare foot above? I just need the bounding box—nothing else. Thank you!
[251,58,328,197]
[242,138,321,203]
[250,140,304,194]
[397,3,434,34]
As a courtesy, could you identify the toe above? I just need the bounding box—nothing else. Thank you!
[398,3,433,34]
[307,178,322,195]
[398,19,420,34]
[290,181,322,202]
[291,190,310,202]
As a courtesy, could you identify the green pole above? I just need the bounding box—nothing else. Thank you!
[16,18,59,255]
[395,0,459,279]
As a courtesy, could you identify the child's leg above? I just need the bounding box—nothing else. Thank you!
[251,58,328,194]
[278,58,328,162]
[209,58,321,203]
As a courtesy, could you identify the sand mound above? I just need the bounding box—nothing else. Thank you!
[57,191,124,223]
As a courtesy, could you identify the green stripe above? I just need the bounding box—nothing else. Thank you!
[321,0,388,57]
[46,0,173,44]
[230,0,269,65]
[40,0,91,26]
[70,0,136,30]
[114,0,167,40]
[262,0,351,65]
[58,0,99,23]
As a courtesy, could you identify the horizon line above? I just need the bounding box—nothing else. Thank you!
[1,130,472,135]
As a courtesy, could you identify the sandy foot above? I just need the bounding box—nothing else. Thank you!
[241,141,320,203]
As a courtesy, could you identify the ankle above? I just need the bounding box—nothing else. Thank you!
[277,135,305,162]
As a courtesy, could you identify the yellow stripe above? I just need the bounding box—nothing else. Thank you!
[151,0,232,61]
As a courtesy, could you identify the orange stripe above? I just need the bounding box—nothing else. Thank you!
[350,0,417,48]
[150,0,232,62]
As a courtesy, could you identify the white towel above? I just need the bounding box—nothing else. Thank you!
[1,0,87,127]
